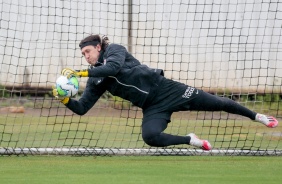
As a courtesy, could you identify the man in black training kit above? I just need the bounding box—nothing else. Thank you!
[53,34,278,151]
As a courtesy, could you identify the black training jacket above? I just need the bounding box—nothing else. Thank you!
[66,43,164,115]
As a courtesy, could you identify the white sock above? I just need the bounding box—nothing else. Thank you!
[255,113,268,125]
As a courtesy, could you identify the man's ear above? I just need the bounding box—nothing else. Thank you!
[97,44,102,52]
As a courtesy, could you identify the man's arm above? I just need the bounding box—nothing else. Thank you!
[61,44,127,78]
[65,79,106,115]
[87,44,126,77]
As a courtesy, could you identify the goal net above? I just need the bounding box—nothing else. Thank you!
[0,0,281,156]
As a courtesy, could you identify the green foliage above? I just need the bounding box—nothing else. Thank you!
[256,94,264,101]
[239,94,248,102]
[0,84,10,98]
[263,94,281,102]
[272,94,280,102]
[264,94,272,102]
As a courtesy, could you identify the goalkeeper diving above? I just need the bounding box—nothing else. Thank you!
[53,34,279,151]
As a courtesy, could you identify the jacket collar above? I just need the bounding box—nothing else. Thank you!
[94,51,105,67]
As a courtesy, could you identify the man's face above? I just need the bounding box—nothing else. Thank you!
[81,45,101,66]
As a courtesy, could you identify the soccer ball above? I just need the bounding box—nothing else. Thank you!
[56,75,79,97]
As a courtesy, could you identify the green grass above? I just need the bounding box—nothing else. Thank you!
[1,97,282,183]
[1,113,282,150]
[0,156,282,184]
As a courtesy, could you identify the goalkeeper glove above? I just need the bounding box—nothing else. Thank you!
[52,86,70,105]
[61,68,89,78]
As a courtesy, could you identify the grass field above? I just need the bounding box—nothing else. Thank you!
[1,102,282,183]
[1,156,282,184]
[1,113,282,150]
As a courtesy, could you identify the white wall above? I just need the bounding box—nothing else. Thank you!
[0,0,281,93]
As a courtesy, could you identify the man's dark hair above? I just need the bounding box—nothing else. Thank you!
[79,34,110,51]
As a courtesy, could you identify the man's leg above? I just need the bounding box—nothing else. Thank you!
[141,118,211,150]
[188,92,278,127]
[142,118,188,147]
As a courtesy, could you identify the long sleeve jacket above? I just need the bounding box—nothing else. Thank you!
[66,43,164,115]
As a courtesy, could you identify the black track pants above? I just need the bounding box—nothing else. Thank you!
[141,91,257,147]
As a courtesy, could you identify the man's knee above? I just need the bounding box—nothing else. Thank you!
[142,131,161,147]
[141,118,168,147]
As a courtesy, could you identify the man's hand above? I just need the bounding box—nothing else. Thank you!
[61,68,89,78]
[52,86,70,105]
